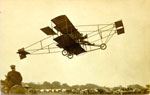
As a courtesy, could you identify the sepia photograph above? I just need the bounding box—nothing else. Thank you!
[0,0,150,95]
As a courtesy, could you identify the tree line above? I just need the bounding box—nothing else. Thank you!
[22,81,149,90]
[23,81,102,89]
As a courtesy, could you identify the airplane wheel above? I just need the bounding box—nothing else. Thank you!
[67,53,73,59]
[62,50,68,56]
[100,43,107,50]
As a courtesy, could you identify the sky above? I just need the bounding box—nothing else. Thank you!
[0,0,150,87]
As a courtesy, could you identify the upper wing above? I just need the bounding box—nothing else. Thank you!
[51,15,81,36]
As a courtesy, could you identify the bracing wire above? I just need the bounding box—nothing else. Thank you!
[24,36,52,49]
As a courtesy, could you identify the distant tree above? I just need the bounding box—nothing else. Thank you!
[51,81,61,89]
[84,83,100,89]
[62,83,70,89]
[28,82,37,88]
[146,84,150,89]
[42,81,52,89]
[127,84,145,89]
[72,85,80,89]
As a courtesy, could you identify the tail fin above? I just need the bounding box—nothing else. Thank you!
[17,48,30,59]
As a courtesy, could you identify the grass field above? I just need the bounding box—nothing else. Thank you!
[1,93,149,95]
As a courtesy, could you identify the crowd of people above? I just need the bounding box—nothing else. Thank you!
[24,86,150,94]
[1,65,150,94]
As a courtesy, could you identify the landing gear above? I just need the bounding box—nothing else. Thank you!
[100,43,107,50]
[62,50,68,56]
[62,50,74,59]
[67,53,73,59]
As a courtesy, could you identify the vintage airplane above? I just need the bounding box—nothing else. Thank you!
[17,15,125,59]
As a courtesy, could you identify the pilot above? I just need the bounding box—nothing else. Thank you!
[6,65,23,91]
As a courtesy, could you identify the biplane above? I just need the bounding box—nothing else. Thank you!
[17,15,125,59]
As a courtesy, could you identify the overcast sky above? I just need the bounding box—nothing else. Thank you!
[0,0,150,87]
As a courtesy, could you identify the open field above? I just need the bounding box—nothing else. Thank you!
[1,92,150,95]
